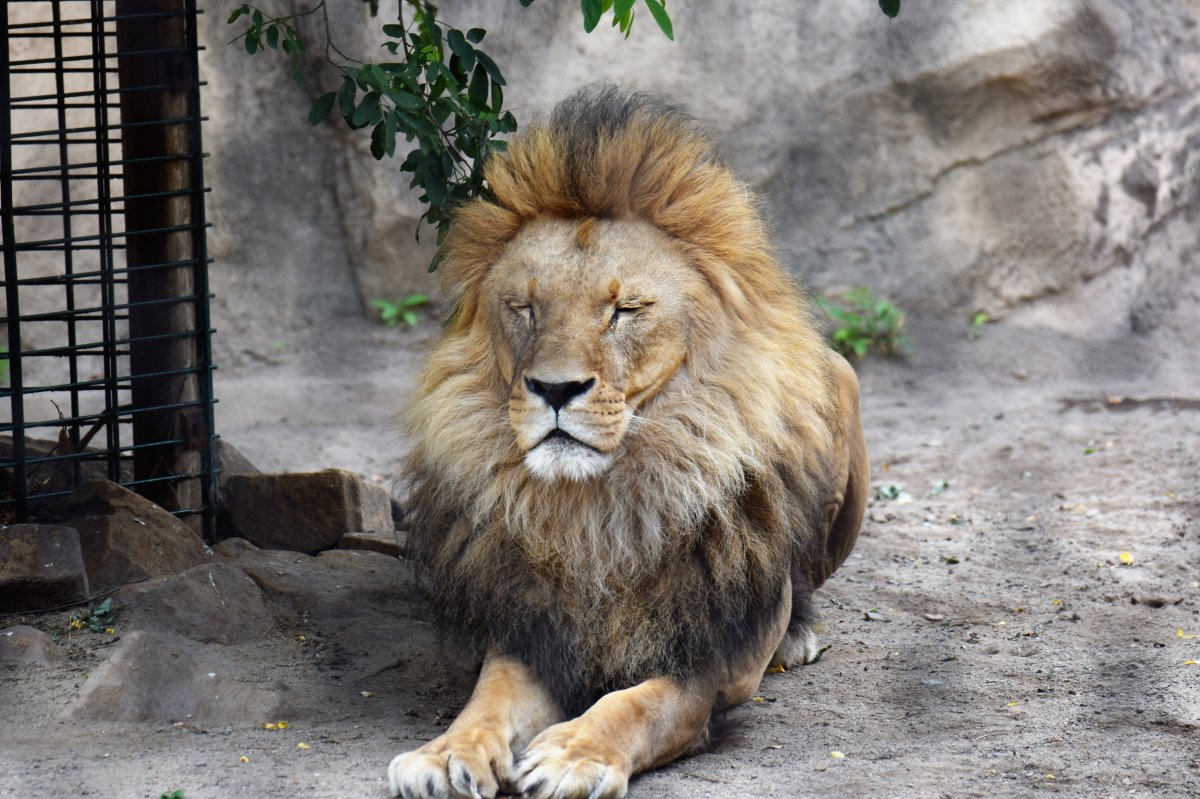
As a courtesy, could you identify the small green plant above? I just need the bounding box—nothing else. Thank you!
[68,597,115,634]
[371,294,429,327]
[161,791,186,799]
[967,311,989,341]
[0,345,8,386]
[816,287,912,359]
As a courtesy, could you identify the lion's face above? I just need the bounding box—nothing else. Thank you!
[484,217,706,481]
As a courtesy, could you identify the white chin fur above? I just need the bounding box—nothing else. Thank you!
[524,438,613,481]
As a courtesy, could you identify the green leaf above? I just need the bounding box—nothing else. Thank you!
[447,29,476,73]
[466,28,486,44]
[614,0,635,16]
[468,64,489,108]
[382,23,405,38]
[286,27,304,55]
[581,0,603,33]
[397,110,436,137]
[473,51,505,86]
[430,98,454,125]
[518,0,535,5]
[353,91,383,127]
[879,0,901,18]
[400,294,429,307]
[421,157,448,206]
[643,0,674,40]
[620,9,634,37]
[244,31,259,54]
[265,25,279,49]
[386,88,424,111]
[370,120,386,159]
[448,53,468,84]
[402,311,419,327]
[338,77,357,118]
[227,6,246,24]
[490,80,504,114]
[308,91,337,125]
[428,245,448,272]
[367,63,388,89]
[383,111,398,157]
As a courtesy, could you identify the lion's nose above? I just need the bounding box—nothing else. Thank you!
[524,377,595,412]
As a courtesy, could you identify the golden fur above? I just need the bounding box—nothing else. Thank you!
[390,87,867,799]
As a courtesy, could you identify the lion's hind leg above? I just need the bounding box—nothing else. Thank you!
[771,351,869,671]
[769,587,824,668]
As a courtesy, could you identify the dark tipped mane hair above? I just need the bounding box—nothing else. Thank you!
[401,86,841,714]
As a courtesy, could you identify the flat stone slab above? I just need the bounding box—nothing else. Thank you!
[65,481,211,594]
[0,625,64,666]
[0,524,89,611]
[214,537,416,622]
[66,630,286,722]
[225,469,393,554]
[112,563,274,644]
[338,529,407,558]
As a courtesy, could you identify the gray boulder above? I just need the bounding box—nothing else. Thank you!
[111,563,273,644]
[0,524,89,611]
[64,481,211,594]
[224,468,394,554]
[215,538,415,622]
[65,630,287,722]
[0,626,64,666]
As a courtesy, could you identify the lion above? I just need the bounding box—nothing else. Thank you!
[387,86,868,799]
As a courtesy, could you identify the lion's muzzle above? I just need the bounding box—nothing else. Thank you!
[511,372,630,482]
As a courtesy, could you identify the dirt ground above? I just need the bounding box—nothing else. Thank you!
[2,311,1198,799]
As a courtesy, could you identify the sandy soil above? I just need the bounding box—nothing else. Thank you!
[2,312,1198,799]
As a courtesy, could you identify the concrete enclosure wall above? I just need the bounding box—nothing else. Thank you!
[198,0,1200,355]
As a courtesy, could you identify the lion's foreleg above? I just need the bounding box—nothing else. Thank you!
[515,581,792,799]
[513,676,716,799]
[388,653,563,799]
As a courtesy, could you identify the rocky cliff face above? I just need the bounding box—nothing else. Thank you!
[199,0,1200,352]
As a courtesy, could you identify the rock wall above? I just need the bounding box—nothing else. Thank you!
[199,0,1200,352]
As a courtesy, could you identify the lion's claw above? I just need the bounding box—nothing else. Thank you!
[388,738,505,799]
[514,724,630,799]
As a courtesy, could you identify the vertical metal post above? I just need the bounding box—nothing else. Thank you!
[115,0,202,526]
[93,0,122,484]
[52,0,84,487]
[0,0,29,521]
[181,0,217,539]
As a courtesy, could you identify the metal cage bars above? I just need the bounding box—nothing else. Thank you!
[1,0,217,536]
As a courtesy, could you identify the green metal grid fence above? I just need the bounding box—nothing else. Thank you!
[1,0,217,537]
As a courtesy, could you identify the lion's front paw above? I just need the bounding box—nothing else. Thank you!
[514,721,630,799]
[387,731,511,799]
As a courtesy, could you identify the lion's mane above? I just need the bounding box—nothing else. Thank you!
[403,87,843,714]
